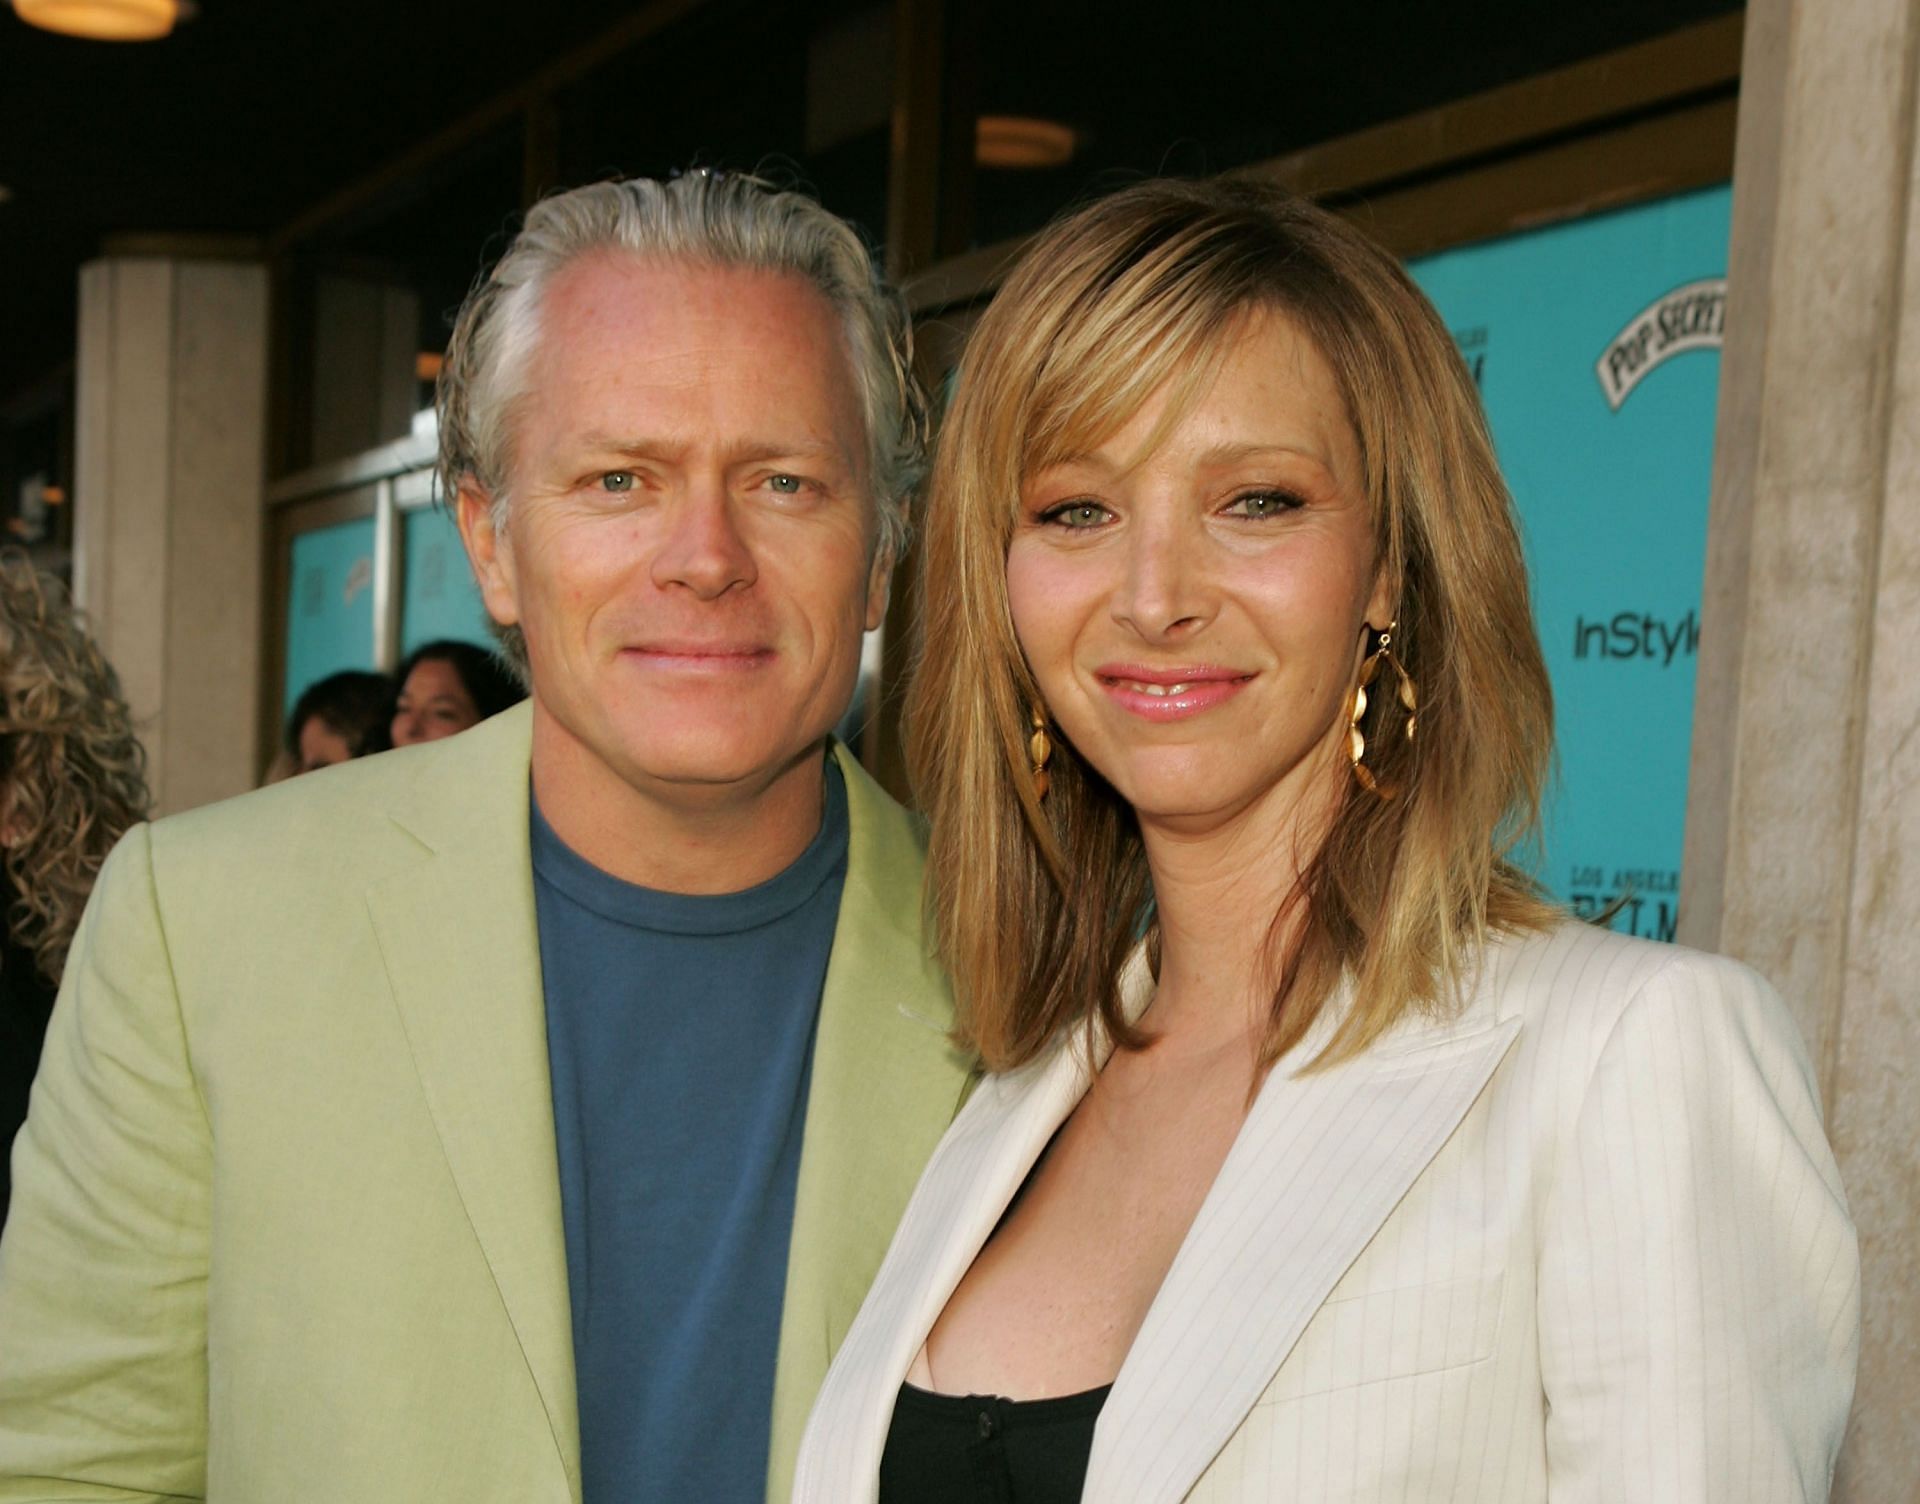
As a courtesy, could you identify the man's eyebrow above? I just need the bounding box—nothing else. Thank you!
[724,439,854,467]
[570,434,853,466]
[568,433,671,460]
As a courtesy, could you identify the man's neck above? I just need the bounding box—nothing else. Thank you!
[529,708,830,896]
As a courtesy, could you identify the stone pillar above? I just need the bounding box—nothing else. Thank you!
[1679,0,1920,1492]
[73,255,269,817]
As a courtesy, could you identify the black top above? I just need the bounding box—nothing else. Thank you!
[878,1380,1111,1503]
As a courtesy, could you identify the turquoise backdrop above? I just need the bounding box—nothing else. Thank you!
[1408,183,1733,940]
[283,516,378,716]
[400,504,495,655]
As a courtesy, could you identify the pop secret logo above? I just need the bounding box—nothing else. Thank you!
[1594,277,1727,411]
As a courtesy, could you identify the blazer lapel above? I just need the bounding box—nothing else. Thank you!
[1084,987,1523,1504]
[363,705,580,1499]
[764,744,975,1504]
[791,1032,1097,1504]
[792,951,1158,1503]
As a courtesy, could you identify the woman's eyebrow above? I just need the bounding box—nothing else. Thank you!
[1031,440,1334,480]
[1190,440,1332,468]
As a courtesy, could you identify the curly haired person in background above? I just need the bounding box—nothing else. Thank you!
[0,553,149,1226]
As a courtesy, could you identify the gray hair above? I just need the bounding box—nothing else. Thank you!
[436,171,927,671]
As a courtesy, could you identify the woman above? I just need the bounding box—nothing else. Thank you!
[388,638,524,748]
[0,554,149,1222]
[281,669,394,776]
[795,181,1857,1501]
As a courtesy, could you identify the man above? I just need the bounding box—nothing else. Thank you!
[0,172,968,1504]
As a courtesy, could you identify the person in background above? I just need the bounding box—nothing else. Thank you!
[283,668,393,774]
[795,178,1858,1502]
[389,638,524,747]
[0,554,149,1226]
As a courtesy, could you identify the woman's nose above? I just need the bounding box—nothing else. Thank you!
[1109,513,1213,641]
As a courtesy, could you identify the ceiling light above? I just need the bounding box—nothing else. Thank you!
[976,116,1077,170]
[13,0,178,41]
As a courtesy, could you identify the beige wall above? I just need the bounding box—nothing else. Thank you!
[1681,0,1920,1494]
[73,256,269,817]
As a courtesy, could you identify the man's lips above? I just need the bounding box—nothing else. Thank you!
[622,642,776,671]
[1093,662,1254,720]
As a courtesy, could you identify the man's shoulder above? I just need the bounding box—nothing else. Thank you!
[149,704,533,888]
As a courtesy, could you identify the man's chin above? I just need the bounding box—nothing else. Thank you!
[532,695,831,805]
[614,731,824,795]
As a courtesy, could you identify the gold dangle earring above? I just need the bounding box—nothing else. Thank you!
[1349,620,1417,799]
[1029,705,1053,801]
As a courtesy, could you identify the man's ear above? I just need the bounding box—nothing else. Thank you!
[456,482,520,630]
[864,539,897,633]
[864,505,903,632]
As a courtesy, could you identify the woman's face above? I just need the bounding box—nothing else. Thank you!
[390,658,480,747]
[296,716,353,774]
[1007,307,1390,835]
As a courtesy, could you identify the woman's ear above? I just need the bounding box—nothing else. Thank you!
[1364,565,1396,636]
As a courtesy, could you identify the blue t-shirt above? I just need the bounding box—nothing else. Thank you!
[531,760,848,1503]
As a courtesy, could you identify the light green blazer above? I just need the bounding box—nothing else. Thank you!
[0,703,969,1503]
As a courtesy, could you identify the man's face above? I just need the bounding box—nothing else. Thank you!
[460,253,889,808]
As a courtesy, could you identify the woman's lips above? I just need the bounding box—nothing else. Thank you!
[1094,664,1254,721]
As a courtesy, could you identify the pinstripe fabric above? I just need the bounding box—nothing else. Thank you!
[793,920,1859,1503]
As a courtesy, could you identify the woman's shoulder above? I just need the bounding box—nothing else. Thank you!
[1477,915,1812,1084]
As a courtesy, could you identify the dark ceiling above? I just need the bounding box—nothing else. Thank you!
[2,0,1740,414]
[0,0,668,406]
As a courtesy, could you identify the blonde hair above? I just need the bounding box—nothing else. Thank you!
[0,554,150,985]
[907,178,1556,1074]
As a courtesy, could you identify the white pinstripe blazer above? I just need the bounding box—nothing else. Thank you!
[793,919,1859,1503]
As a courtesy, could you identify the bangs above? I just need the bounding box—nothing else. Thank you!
[1003,217,1286,491]
[1022,307,1241,486]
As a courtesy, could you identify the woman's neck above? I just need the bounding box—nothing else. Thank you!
[1136,755,1345,1049]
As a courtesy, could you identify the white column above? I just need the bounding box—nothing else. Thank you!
[1681,0,1920,1491]
[73,255,269,817]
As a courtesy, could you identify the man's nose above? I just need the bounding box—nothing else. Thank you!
[650,481,757,598]
[1109,510,1214,641]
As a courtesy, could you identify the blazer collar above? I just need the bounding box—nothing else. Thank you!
[362,704,582,1497]
[362,712,962,1504]
[1085,979,1522,1503]
[764,742,971,1504]
[800,948,1521,1504]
